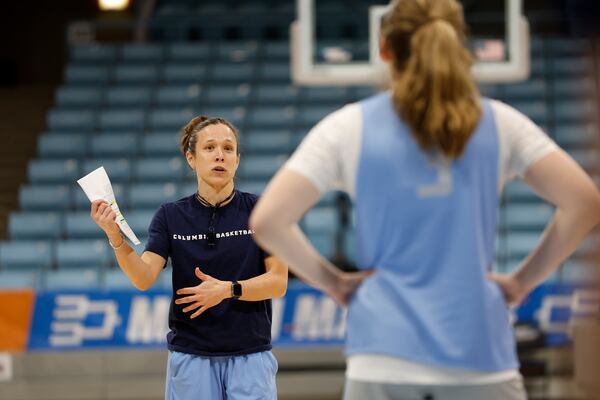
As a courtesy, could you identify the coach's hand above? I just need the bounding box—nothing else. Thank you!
[91,200,121,235]
[175,267,230,319]
[329,269,375,307]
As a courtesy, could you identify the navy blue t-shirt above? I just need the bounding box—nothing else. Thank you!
[145,190,272,357]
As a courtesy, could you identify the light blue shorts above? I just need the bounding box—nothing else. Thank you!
[165,350,278,400]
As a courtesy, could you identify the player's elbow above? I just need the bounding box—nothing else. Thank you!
[249,211,274,243]
[576,187,600,224]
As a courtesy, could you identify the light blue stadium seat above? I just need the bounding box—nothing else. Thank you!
[114,65,160,84]
[124,210,155,237]
[344,229,357,265]
[9,212,62,240]
[478,84,502,99]
[28,159,79,183]
[202,107,246,127]
[90,133,139,157]
[503,180,538,202]
[166,43,213,61]
[211,63,255,82]
[0,270,40,289]
[70,45,118,63]
[554,123,599,148]
[194,2,228,13]
[141,133,180,156]
[134,157,185,182]
[554,100,597,123]
[82,159,132,183]
[98,109,146,131]
[178,182,198,198]
[502,203,554,231]
[573,233,600,259]
[351,40,370,60]
[105,87,153,106]
[547,38,592,56]
[0,240,53,270]
[162,64,207,83]
[237,180,268,195]
[38,133,88,158]
[248,106,296,128]
[149,108,197,130]
[300,87,349,104]
[206,84,251,105]
[129,183,180,209]
[569,149,600,171]
[353,86,378,100]
[241,130,294,154]
[553,77,596,98]
[72,183,125,210]
[550,57,594,76]
[55,87,103,107]
[303,207,338,234]
[45,269,101,290]
[509,101,547,124]
[217,41,259,62]
[240,154,287,180]
[103,268,135,289]
[65,65,112,84]
[19,185,71,211]
[155,84,202,105]
[316,191,340,207]
[121,43,164,62]
[529,59,546,77]
[47,109,95,131]
[297,105,339,127]
[503,79,546,100]
[64,212,105,239]
[255,84,299,104]
[257,63,290,82]
[56,239,111,269]
[506,232,540,261]
[263,41,290,60]
[560,260,597,284]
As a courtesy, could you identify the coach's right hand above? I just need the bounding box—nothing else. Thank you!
[91,200,121,236]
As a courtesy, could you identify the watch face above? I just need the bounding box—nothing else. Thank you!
[233,282,242,297]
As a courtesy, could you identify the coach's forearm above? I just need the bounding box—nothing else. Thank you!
[106,232,156,291]
[237,270,287,301]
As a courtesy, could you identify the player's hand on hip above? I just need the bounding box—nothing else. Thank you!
[330,269,375,307]
[91,200,121,235]
[175,267,230,319]
[487,272,529,307]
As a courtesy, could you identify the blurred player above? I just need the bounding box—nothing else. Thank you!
[250,0,600,399]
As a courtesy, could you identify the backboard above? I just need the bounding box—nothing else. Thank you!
[291,0,530,86]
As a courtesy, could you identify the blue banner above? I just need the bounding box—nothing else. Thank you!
[27,282,598,351]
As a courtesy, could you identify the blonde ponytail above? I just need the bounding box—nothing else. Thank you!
[383,0,480,159]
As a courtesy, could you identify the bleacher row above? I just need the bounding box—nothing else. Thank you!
[0,36,598,290]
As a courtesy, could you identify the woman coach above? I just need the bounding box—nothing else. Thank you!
[91,116,287,400]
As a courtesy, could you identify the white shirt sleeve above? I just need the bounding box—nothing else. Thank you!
[285,98,558,198]
[284,103,362,198]
[491,99,559,190]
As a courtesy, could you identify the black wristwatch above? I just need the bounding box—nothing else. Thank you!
[231,281,242,299]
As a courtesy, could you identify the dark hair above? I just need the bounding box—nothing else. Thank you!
[180,116,240,156]
[382,0,481,159]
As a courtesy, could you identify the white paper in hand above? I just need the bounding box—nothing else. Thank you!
[77,166,141,245]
